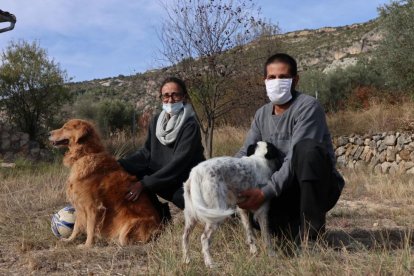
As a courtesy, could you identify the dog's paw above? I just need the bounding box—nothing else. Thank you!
[249,244,258,255]
[77,243,91,249]
[205,262,217,269]
[60,238,74,243]
[267,249,276,257]
[182,256,190,264]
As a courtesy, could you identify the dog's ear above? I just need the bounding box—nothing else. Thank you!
[264,142,279,160]
[74,123,92,143]
[246,143,257,157]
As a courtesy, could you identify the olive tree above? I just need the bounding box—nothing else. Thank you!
[0,40,70,140]
[374,0,414,91]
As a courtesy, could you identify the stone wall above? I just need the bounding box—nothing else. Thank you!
[0,123,51,162]
[333,132,414,174]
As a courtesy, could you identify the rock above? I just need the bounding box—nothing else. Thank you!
[397,134,412,145]
[21,133,29,141]
[10,134,19,142]
[3,152,14,162]
[405,142,414,151]
[399,149,411,161]
[0,162,15,168]
[379,151,387,163]
[407,167,414,174]
[365,149,373,162]
[1,132,10,139]
[1,139,10,151]
[355,137,364,145]
[360,146,370,161]
[354,146,364,159]
[337,155,347,168]
[369,140,377,149]
[370,156,380,167]
[364,138,371,146]
[28,141,40,150]
[337,136,349,146]
[381,162,392,174]
[404,161,414,169]
[345,145,357,157]
[389,162,399,175]
[335,146,346,156]
[372,135,381,141]
[30,147,40,156]
[384,135,396,146]
[378,142,387,153]
[386,147,396,162]
[398,161,406,173]
[396,154,402,163]
[351,145,359,156]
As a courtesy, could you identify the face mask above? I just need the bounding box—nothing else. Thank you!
[265,78,293,105]
[162,101,184,115]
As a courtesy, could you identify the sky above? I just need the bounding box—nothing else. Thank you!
[0,0,390,82]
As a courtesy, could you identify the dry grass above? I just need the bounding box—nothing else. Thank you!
[212,125,248,157]
[147,168,414,275]
[327,100,414,136]
[0,126,413,274]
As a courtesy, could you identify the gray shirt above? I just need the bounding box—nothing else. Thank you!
[236,91,345,199]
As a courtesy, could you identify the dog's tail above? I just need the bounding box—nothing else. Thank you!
[184,168,234,224]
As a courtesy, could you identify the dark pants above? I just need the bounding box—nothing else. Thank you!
[267,139,341,241]
[118,164,185,221]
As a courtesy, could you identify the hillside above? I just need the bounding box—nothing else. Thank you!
[68,19,382,112]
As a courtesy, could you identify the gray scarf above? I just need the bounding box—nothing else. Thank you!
[156,104,195,145]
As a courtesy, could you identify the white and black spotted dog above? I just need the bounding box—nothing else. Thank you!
[182,141,281,268]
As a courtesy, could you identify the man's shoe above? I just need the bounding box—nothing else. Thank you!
[160,202,172,224]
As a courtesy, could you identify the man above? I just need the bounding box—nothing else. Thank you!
[236,53,344,246]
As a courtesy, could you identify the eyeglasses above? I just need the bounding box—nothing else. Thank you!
[160,92,184,102]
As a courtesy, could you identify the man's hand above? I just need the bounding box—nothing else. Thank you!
[125,181,144,201]
[237,188,265,210]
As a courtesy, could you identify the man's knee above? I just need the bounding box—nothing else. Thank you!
[293,139,326,161]
[293,139,330,174]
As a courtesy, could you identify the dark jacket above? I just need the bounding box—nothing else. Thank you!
[118,113,205,193]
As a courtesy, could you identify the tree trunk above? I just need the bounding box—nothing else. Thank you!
[202,117,215,158]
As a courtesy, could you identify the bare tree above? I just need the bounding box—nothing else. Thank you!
[158,0,279,157]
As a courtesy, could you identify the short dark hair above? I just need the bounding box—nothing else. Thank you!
[159,77,188,96]
[263,53,298,78]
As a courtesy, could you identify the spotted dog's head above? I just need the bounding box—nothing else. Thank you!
[247,141,282,170]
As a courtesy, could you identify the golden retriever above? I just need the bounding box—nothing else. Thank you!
[49,119,161,247]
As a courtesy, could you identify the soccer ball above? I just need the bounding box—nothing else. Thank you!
[51,205,76,239]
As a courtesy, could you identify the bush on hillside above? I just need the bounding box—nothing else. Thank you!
[298,61,383,111]
[73,94,135,137]
[374,0,414,92]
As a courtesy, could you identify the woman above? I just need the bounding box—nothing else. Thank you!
[118,77,205,222]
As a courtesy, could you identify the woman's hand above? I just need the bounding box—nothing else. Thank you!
[125,181,144,201]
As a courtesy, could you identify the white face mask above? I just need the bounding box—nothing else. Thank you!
[162,101,184,115]
[265,78,293,105]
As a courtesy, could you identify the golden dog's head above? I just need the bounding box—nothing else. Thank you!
[49,119,98,148]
